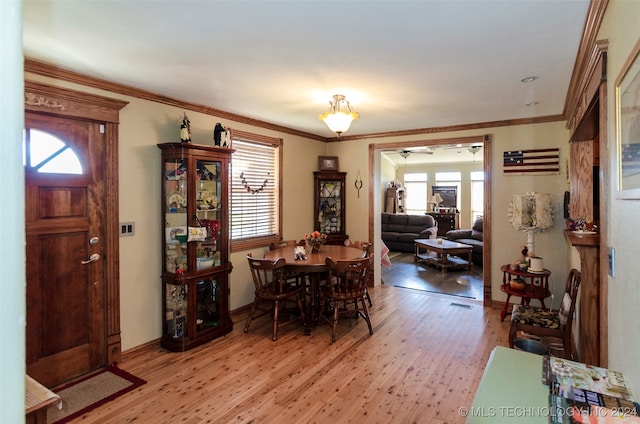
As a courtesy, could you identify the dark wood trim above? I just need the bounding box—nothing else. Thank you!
[25,58,326,142]
[563,0,609,124]
[334,115,565,142]
[25,80,128,123]
[24,81,127,365]
[25,58,565,143]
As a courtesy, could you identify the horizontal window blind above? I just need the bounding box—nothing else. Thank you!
[230,135,280,243]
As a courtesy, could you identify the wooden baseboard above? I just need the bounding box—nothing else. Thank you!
[120,303,255,361]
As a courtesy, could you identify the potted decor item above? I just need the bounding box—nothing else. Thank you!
[305,231,327,253]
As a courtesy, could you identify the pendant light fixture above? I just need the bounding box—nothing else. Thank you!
[319,94,359,136]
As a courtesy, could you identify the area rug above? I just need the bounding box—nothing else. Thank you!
[48,365,146,424]
[382,252,483,300]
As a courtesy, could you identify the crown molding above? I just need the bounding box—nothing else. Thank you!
[25,58,566,144]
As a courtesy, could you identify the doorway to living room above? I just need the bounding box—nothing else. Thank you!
[369,134,492,306]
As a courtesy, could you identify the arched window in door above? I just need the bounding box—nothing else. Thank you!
[23,128,83,174]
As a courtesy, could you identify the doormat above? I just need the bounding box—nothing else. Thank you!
[48,365,146,424]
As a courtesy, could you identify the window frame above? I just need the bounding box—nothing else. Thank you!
[229,130,282,252]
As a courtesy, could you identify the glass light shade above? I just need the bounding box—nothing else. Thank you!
[319,110,359,134]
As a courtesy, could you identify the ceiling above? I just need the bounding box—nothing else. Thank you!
[22,0,589,147]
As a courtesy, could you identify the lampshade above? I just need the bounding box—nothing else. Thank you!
[508,192,553,255]
[430,193,443,205]
[319,94,359,136]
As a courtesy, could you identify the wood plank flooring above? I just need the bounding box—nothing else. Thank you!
[65,285,510,424]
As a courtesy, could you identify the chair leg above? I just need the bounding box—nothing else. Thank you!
[331,301,339,343]
[244,298,259,333]
[508,324,517,348]
[364,287,373,307]
[272,300,280,341]
[360,298,373,335]
[296,293,306,324]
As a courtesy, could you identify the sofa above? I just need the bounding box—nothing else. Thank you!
[381,213,438,253]
[445,216,483,266]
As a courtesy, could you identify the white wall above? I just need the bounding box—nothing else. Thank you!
[598,0,640,393]
[2,1,25,422]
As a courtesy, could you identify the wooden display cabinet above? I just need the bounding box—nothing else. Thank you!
[313,171,348,245]
[158,142,234,352]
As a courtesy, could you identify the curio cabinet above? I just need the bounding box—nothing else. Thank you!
[313,171,348,245]
[158,142,233,351]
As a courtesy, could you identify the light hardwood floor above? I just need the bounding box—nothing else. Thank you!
[67,285,510,424]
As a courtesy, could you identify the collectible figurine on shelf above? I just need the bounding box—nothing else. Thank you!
[180,112,191,143]
[213,123,224,146]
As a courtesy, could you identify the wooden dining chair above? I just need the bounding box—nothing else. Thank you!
[320,256,374,343]
[509,268,581,359]
[245,254,306,341]
[268,239,307,289]
[344,240,373,306]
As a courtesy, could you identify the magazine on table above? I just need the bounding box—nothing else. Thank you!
[543,356,635,401]
[549,393,640,424]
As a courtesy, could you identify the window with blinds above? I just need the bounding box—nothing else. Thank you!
[230,131,282,251]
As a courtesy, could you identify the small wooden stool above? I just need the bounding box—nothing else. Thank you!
[25,375,60,424]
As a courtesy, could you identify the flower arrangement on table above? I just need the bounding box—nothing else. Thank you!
[565,217,598,233]
[305,231,328,253]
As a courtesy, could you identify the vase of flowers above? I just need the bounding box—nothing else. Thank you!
[305,231,327,253]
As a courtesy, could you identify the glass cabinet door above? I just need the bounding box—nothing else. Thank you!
[195,277,221,332]
[194,160,222,271]
[164,158,188,273]
[165,282,188,338]
[318,178,343,234]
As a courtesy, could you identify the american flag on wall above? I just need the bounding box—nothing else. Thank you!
[503,148,560,175]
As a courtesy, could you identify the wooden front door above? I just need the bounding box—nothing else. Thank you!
[25,112,107,387]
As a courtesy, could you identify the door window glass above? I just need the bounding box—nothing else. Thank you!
[23,129,83,174]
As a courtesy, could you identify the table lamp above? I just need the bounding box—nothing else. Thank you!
[507,192,553,256]
[429,193,443,212]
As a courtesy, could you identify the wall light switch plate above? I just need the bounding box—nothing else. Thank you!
[608,247,615,278]
[120,222,135,237]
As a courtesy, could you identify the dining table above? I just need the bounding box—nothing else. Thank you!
[264,244,366,334]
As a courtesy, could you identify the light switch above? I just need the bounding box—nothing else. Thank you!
[120,222,135,236]
[608,247,615,278]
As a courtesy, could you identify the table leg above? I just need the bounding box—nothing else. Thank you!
[500,293,512,322]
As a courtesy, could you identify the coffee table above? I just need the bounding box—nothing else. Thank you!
[414,238,473,273]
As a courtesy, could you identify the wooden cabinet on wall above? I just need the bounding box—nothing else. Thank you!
[565,40,607,367]
[158,143,234,352]
[314,171,348,245]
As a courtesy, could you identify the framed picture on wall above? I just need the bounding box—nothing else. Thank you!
[616,37,640,199]
[318,156,339,171]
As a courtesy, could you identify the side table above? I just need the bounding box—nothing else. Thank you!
[499,264,551,321]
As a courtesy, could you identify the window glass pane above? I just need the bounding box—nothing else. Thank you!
[24,128,83,174]
[404,172,427,182]
[404,173,428,214]
[37,148,83,174]
[471,171,484,181]
[29,129,65,167]
[404,181,428,214]
[435,172,461,182]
